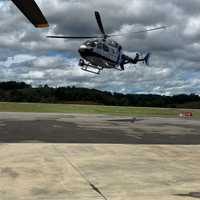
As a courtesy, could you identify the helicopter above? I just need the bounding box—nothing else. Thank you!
[47,11,167,74]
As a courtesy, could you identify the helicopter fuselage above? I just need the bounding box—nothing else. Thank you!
[79,39,122,69]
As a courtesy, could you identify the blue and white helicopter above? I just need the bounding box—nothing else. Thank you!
[47,11,166,74]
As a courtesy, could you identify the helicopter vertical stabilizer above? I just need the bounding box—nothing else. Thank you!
[144,53,151,66]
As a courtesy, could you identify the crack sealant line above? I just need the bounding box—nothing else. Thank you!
[52,145,109,200]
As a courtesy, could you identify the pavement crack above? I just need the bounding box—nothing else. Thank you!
[52,145,109,200]
[89,183,108,200]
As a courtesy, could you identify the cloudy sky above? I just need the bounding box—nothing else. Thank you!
[0,0,200,95]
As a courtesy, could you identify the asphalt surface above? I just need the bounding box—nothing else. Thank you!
[0,112,200,200]
[0,112,199,144]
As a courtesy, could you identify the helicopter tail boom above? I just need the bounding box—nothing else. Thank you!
[120,53,151,68]
[131,53,151,65]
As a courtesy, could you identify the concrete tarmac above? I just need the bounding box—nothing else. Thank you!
[0,112,200,200]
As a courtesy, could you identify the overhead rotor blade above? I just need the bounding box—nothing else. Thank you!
[110,26,168,37]
[47,35,103,39]
[11,0,49,28]
[95,11,106,36]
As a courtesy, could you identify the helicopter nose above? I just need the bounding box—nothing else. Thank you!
[79,45,87,53]
[79,45,92,55]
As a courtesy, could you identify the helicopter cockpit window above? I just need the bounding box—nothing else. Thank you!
[103,44,109,52]
[85,41,97,48]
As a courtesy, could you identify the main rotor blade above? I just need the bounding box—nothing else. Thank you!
[110,26,168,37]
[11,0,49,28]
[95,11,106,36]
[47,35,103,39]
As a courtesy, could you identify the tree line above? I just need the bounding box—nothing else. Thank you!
[0,81,199,108]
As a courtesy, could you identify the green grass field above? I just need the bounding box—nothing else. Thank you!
[0,102,199,118]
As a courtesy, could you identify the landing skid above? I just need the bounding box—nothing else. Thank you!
[79,59,103,74]
[79,59,124,74]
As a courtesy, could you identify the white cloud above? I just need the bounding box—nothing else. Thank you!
[0,54,36,67]
[32,56,65,68]
[184,16,200,37]
[21,71,44,79]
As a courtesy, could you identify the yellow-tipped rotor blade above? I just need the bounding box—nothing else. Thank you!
[11,0,49,28]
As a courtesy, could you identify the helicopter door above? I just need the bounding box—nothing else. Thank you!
[96,42,103,56]
[110,47,119,63]
[103,43,118,63]
[102,43,111,60]
[95,43,115,63]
